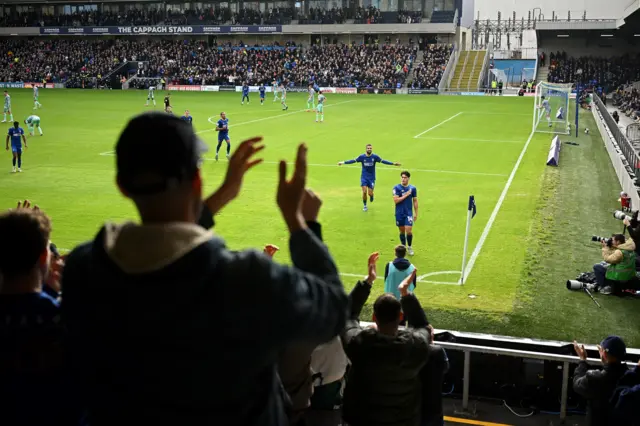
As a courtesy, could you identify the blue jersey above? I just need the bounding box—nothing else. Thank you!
[180,115,193,125]
[393,184,417,218]
[356,153,384,179]
[259,86,266,97]
[8,127,24,147]
[242,85,249,95]
[217,118,229,140]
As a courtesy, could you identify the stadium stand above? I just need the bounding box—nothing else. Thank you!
[409,44,452,89]
[546,52,640,91]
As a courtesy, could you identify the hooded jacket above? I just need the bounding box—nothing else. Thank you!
[61,221,348,426]
[573,360,629,426]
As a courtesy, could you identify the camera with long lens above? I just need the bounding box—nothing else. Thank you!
[613,210,632,221]
[592,235,613,247]
[567,280,587,290]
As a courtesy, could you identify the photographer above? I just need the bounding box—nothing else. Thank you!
[593,234,636,295]
[623,212,640,267]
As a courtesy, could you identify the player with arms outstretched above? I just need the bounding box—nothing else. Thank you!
[215,111,230,161]
[393,171,418,255]
[306,85,316,112]
[180,109,192,125]
[25,115,43,136]
[6,121,27,172]
[3,91,13,123]
[338,143,401,211]
[33,86,42,109]
[538,96,552,127]
[280,84,288,111]
[164,93,172,113]
[316,91,325,123]
[259,83,266,105]
[146,85,156,107]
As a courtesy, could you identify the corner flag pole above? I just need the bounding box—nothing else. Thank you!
[460,195,476,285]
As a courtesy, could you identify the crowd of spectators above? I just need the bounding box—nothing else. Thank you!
[0,39,150,88]
[612,87,640,123]
[409,44,451,89]
[546,51,640,92]
[397,10,423,23]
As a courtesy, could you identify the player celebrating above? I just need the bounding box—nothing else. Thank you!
[214,111,230,161]
[306,85,316,112]
[280,84,288,111]
[316,91,325,123]
[146,85,156,107]
[180,109,192,125]
[241,82,250,105]
[33,85,42,110]
[3,91,13,123]
[24,115,43,136]
[164,93,172,113]
[538,95,552,127]
[338,143,401,211]
[6,121,27,173]
[272,80,279,102]
[393,171,418,255]
[259,83,266,105]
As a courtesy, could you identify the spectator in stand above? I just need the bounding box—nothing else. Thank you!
[410,44,451,90]
[341,257,430,426]
[547,53,640,92]
[573,336,629,426]
[0,201,80,426]
[420,326,449,426]
[384,244,416,301]
[61,112,348,426]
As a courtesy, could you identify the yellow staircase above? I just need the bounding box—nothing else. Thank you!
[449,50,487,91]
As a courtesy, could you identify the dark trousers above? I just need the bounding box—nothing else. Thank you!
[593,262,608,287]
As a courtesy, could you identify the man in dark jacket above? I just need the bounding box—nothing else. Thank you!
[342,257,430,426]
[573,335,629,426]
[61,112,349,426]
[420,327,449,426]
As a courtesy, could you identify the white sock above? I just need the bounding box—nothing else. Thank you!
[38,127,42,135]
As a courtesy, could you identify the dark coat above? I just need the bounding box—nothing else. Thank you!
[573,360,628,426]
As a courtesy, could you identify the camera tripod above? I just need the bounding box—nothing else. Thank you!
[583,286,601,308]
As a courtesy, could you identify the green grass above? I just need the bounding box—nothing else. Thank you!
[1,89,637,346]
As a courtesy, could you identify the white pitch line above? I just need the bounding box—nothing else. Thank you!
[205,100,355,130]
[99,151,507,177]
[416,137,524,144]
[460,130,536,284]
[413,112,463,138]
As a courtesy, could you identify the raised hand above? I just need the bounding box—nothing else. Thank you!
[573,341,588,360]
[399,269,417,297]
[277,143,308,232]
[365,252,380,284]
[263,244,280,258]
[16,200,39,211]
[301,189,322,222]
[205,136,264,215]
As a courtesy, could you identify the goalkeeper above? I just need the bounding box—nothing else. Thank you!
[25,115,43,136]
[538,96,552,127]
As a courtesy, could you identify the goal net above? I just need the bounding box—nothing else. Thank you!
[533,82,573,135]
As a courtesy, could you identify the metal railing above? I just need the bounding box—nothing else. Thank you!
[438,43,457,93]
[477,43,491,90]
[593,94,640,180]
[454,51,470,90]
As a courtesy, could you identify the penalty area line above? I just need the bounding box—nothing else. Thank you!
[413,112,463,138]
[460,130,536,284]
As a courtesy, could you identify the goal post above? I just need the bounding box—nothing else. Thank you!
[533,82,574,135]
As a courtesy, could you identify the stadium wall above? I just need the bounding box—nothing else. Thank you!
[474,0,628,20]
[537,34,638,57]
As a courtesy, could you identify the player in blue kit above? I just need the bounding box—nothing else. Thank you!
[241,83,250,105]
[259,83,266,105]
[338,143,401,211]
[215,111,230,161]
[180,109,192,125]
[393,171,418,255]
[6,121,27,173]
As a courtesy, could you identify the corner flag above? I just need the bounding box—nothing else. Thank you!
[461,195,477,284]
[468,195,477,218]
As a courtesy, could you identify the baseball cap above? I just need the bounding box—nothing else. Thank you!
[601,335,626,359]
[116,112,208,196]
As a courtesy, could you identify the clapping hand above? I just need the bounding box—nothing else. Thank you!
[573,340,588,360]
[277,143,308,233]
[263,244,280,258]
[365,252,380,285]
[399,269,417,297]
[205,137,264,215]
[17,200,39,211]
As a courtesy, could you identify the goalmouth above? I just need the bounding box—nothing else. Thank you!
[533,82,575,135]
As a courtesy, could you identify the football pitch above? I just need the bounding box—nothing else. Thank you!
[2,89,639,346]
